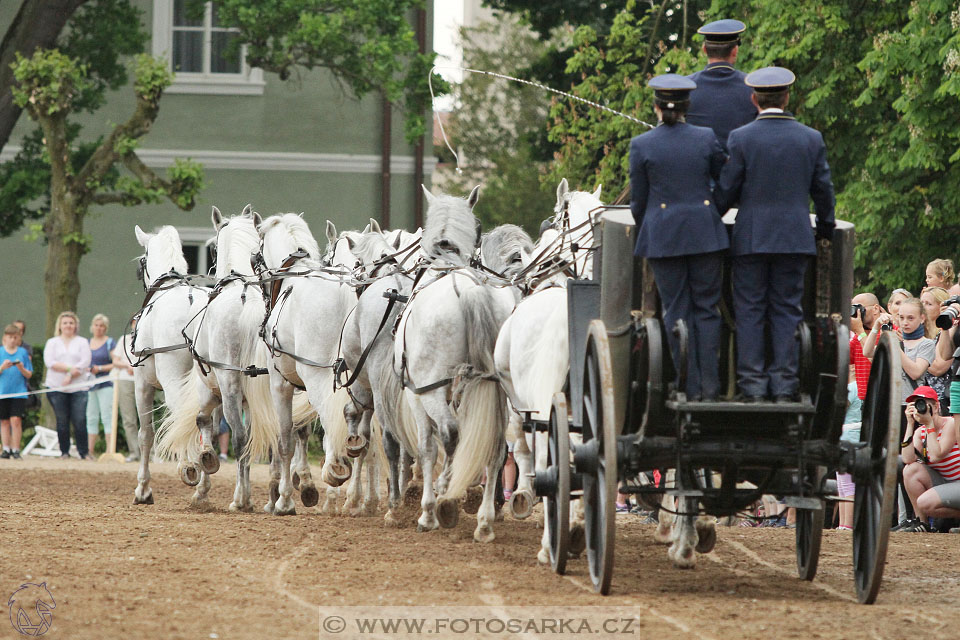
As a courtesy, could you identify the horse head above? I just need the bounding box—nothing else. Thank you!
[547,178,604,279]
[135,224,189,286]
[420,184,480,266]
[210,204,263,279]
[257,213,320,270]
[480,224,533,278]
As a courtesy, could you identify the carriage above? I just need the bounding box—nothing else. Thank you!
[532,205,901,604]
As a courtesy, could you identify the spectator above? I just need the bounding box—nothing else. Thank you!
[0,324,33,459]
[921,286,950,338]
[12,319,30,353]
[886,288,912,320]
[111,326,140,462]
[864,298,932,403]
[85,314,116,457]
[920,287,954,413]
[502,440,516,503]
[217,414,230,462]
[850,292,886,334]
[899,386,960,532]
[836,365,861,531]
[925,258,955,291]
[44,311,92,460]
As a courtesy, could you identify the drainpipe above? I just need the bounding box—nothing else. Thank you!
[413,6,427,229]
[380,90,392,228]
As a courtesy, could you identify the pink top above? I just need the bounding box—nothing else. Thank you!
[920,425,960,481]
[43,335,92,392]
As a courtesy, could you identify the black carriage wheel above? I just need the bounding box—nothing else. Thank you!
[630,318,664,438]
[582,320,618,595]
[547,392,571,575]
[852,332,900,604]
[796,465,826,581]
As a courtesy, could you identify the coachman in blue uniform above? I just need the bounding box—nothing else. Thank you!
[686,19,756,152]
[629,74,729,401]
[715,67,836,402]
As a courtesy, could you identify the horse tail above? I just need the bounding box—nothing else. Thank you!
[375,354,418,455]
[443,283,508,500]
[516,293,568,419]
[321,386,350,463]
[154,367,202,462]
[239,338,279,463]
[291,390,317,427]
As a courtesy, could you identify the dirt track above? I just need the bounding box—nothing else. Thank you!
[0,457,956,639]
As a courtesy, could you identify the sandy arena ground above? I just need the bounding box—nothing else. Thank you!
[0,456,956,639]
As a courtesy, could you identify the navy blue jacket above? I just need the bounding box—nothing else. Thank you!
[716,112,836,256]
[687,62,757,152]
[629,122,729,258]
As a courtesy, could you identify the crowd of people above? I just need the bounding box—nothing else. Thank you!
[849,258,960,534]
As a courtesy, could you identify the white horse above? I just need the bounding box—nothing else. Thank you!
[258,214,391,515]
[153,205,279,510]
[494,179,603,563]
[130,225,209,505]
[394,186,520,542]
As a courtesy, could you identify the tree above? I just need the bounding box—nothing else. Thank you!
[12,50,204,334]
[444,14,560,234]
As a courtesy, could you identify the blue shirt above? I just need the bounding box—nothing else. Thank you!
[0,346,33,398]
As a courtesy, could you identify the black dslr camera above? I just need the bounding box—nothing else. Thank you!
[851,303,865,320]
[935,295,960,330]
[914,398,930,415]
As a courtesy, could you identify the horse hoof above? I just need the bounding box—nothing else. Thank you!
[178,463,202,487]
[189,495,213,512]
[229,501,253,513]
[537,547,550,565]
[403,483,423,506]
[695,521,717,554]
[300,484,320,507]
[321,460,352,487]
[133,490,154,505]
[199,449,220,474]
[654,523,672,544]
[362,501,379,517]
[670,547,696,569]
[416,517,439,533]
[345,434,368,458]
[462,486,483,515]
[474,525,495,544]
[569,523,586,557]
[292,472,301,490]
[274,497,297,516]
[384,510,400,528]
[509,489,535,520]
[436,498,459,528]
[263,502,275,514]
[269,481,280,505]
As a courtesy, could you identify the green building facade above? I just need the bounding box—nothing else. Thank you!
[0,0,434,339]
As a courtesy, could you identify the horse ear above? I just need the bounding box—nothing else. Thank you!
[556,178,569,205]
[369,218,382,234]
[211,206,224,229]
[346,235,356,250]
[240,204,253,218]
[593,184,603,200]
[362,223,371,234]
[253,212,263,228]
[467,185,481,209]
[135,225,151,247]
[421,184,437,206]
[325,220,338,246]
[392,233,403,250]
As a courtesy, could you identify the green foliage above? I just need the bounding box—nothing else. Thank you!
[213,0,443,142]
[484,0,627,41]
[11,49,89,116]
[0,130,50,237]
[133,54,174,102]
[166,159,206,210]
[445,13,559,234]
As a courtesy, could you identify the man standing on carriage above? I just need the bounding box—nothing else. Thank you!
[686,19,756,153]
[716,67,835,402]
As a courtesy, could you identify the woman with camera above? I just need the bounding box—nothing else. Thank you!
[899,386,960,532]
[863,298,935,403]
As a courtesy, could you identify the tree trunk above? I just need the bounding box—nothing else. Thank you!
[0,0,88,154]
[43,187,85,338]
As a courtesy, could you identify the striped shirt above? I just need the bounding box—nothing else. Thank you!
[921,425,960,480]
[850,331,870,401]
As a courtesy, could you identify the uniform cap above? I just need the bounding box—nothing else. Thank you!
[745,66,796,92]
[698,19,746,43]
[906,386,938,403]
[648,74,696,105]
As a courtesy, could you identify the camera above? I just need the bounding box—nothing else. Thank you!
[851,303,865,319]
[935,295,960,330]
[880,322,893,331]
[915,398,929,415]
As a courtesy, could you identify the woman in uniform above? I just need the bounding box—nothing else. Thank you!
[628,74,729,401]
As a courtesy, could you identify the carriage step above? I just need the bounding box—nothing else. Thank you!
[665,399,817,414]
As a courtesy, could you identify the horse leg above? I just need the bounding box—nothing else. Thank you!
[382,429,403,526]
[406,391,439,532]
[320,427,343,516]
[423,389,460,528]
[220,382,253,512]
[190,386,220,508]
[475,450,505,543]
[342,395,368,516]
[509,417,535,519]
[264,447,281,514]
[668,496,700,569]
[654,469,676,544]
[133,379,156,505]
[270,375,297,516]
[361,410,381,516]
[292,424,319,508]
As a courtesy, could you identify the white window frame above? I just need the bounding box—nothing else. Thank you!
[152,0,265,96]
[175,227,216,275]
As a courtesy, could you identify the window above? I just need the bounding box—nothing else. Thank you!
[175,228,216,275]
[153,0,265,95]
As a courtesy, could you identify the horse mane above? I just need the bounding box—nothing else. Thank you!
[260,213,321,262]
[481,224,533,277]
[148,225,189,275]
[215,215,260,279]
[347,231,391,265]
[421,193,479,262]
